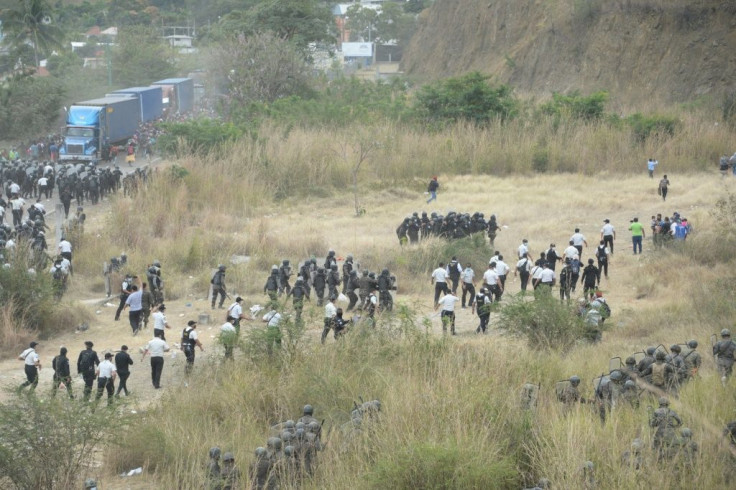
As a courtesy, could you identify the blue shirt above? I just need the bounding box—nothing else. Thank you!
[125,290,143,311]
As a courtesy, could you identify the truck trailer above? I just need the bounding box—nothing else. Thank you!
[107,86,164,123]
[151,78,195,114]
[59,96,141,162]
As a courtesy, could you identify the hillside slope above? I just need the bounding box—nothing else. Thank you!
[403,0,736,104]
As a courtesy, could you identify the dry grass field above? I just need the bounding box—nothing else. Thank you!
[29,166,731,489]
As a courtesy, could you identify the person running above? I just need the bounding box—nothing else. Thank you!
[600,219,615,254]
[435,291,459,335]
[431,262,449,307]
[18,341,41,393]
[426,176,439,203]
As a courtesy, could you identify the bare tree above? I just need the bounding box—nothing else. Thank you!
[334,140,380,217]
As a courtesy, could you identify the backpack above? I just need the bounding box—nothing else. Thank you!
[52,267,63,280]
[79,350,94,374]
[516,259,528,273]
[599,301,611,318]
[571,260,581,275]
[651,363,665,386]
[596,245,607,262]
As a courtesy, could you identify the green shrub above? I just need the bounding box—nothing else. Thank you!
[366,442,518,489]
[156,120,247,156]
[413,72,518,127]
[0,395,123,488]
[498,294,590,352]
[531,146,549,173]
[540,91,609,121]
[626,113,678,142]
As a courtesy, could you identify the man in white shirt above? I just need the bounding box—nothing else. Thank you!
[220,320,237,359]
[37,176,49,199]
[570,228,588,257]
[226,297,245,332]
[95,352,117,404]
[431,262,449,306]
[518,239,530,259]
[142,331,170,389]
[18,341,41,392]
[563,240,579,261]
[483,262,503,302]
[539,263,556,293]
[321,297,337,344]
[600,219,616,254]
[495,255,511,292]
[10,195,24,227]
[263,310,283,353]
[435,292,460,335]
[514,253,532,293]
[531,262,545,290]
[58,237,73,262]
[460,263,476,309]
[152,304,171,340]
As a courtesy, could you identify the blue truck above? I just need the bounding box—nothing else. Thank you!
[151,78,195,115]
[59,96,141,162]
[107,86,164,123]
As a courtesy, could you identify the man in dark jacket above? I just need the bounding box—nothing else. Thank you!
[77,341,100,401]
[115,345,134,396]
[52,347,73,398]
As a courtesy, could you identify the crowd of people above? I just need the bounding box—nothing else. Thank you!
[515,329,736,486]
[396,211,502,245]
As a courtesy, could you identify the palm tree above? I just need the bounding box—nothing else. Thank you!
[0,0,64,68]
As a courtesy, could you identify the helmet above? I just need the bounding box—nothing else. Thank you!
[310,258,316,265]
[331,264,338,271]
[624,380,636,389]
[296,277,303,282]
[153,260,161,267]
[328,249,335,256]
[303,404,314,416]
[722,329,731,337]
[317,267,325,274]
[687,340,698,349]
[670,344,681,354]
[646,346,656,356]
[295,422,305,431]
[537,479,550,489]
[266,436,282,451]
[282,259,289,266]
[681,428,692,438]
[255,447,267,458]
[272,265,279,272]
[610,370,623,381]
[218,265,226,272]
[625,357,636,366]
[658,397,669,407]
[570,375,581,386]
[223,452,234,462]
[347,254,353,261]
[284,445,294,457]
[281,431,293,443]
[382,268,389,276]
[209,447,221,459]
[84,479,97,489]
[294,428,305,440]
[285,420,295,430]
[631,438,642,450]
[655,351,666,360]
[308,421,320,433]
[362,270,369,276]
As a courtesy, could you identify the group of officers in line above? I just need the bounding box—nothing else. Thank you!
[397,211,501,245]
[205,400,380,489]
